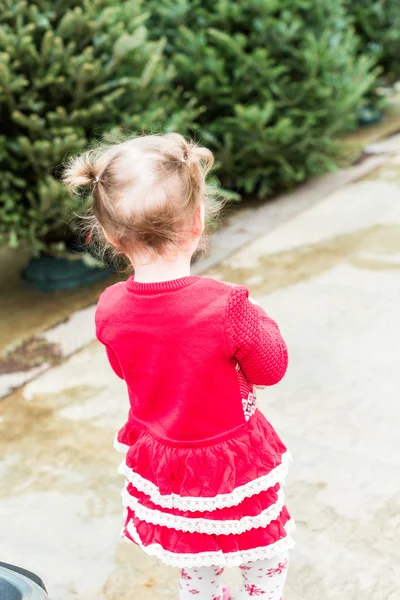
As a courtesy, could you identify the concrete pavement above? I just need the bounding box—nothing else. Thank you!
[1,151,400,599]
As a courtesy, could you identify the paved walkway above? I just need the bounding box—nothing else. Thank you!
[1,152,400,599]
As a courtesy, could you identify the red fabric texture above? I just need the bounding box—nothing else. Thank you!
[124,506,291,554]
[119,410,287,499]
[96,276,288,444]
[226,288,288,386]
[95,275,291,562]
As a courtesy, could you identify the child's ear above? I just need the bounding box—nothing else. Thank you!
[193,204,205,237]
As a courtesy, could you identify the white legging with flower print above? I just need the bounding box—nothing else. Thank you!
[179,552,289,599]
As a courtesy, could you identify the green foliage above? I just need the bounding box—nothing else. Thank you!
[346,0,400,82]
[0,0,197,252]
[0,0,379,253]
[147,0,377,197]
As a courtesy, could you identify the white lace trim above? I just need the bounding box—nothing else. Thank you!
[121,486,286,535]
[122,518,295,568]
[118,451,291,512]
[114,439,129,454]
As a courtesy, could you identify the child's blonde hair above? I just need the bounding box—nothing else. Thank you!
[63,133,218,262]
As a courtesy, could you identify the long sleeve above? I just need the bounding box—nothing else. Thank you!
[225,286,288,386]
[104,344,124,379]
[95,290,124,380]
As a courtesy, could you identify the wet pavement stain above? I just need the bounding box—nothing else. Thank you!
[101,543,178,600]
[0,384,120,503]
[209,223,400,296]
[0,337,62,375]
[359,157,400,184]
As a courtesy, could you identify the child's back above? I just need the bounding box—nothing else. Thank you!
[64,133,293,600]
[96,275,287,443]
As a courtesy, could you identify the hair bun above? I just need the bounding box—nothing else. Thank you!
[63,155,94,190]
[189,144,214,175]
[63,144,115,191]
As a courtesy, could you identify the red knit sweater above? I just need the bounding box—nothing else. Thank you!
[95,276,288,444]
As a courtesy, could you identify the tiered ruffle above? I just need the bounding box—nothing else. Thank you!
[117,410,294,567]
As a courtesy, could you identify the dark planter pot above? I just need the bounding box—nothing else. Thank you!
[358,105,384,127]
[22,254,113,292]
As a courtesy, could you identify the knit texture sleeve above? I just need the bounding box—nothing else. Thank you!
[225,286,288,386]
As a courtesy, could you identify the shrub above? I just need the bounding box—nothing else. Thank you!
[0,0,379,255]
[346,0,400,83]
[148,0,378,197]
[0,0,197,253]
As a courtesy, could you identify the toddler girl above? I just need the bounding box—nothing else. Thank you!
[64,134,294,600]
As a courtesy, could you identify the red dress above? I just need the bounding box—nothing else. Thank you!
[96,276,294,567]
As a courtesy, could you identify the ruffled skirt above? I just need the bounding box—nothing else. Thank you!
[116,410,294,567]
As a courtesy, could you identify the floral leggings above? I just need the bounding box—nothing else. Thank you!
[179,552,289,599]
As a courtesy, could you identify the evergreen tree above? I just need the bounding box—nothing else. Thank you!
[0,0,380,253]
[148,0,378,197]
[0,0,197,252]
[346,0,400,83]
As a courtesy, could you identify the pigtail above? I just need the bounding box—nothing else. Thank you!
[190,145,214,176]
[63,152,98,191]
[63,146,115,192]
